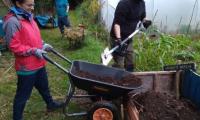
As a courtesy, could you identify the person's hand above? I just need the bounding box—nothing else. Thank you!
[66,5,69,13]
[34,49,47,59]
[43,43,53,52]
[114,38,122,46]
[143,20,152,29]
[113,38,128,56]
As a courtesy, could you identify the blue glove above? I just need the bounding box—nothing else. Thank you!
[34,49,47,59]
[43,43,53,52]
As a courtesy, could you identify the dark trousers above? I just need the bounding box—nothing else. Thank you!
[13,67,53,120]
[110,37,135,72]
[58,16,70,34]
[112,51,135,72]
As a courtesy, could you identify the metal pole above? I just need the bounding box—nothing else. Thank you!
[187,0,198,35]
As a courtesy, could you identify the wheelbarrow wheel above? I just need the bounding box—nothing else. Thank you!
[87,101,121,120]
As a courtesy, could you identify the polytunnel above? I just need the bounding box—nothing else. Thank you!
[99,0,200,33]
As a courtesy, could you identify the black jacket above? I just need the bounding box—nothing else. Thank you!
[110,0,146,39]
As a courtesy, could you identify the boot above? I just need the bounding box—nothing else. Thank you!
[47,101,64,112]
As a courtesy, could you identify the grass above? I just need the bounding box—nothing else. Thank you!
[0,25,105,120]
[2,25,200,120]
[1,1,200,119]
[0,6,106,119]
[133,32,200,72]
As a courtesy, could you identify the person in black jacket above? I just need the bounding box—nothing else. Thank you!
[110,0,146,72]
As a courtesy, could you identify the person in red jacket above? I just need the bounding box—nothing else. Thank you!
[3,0,63,120]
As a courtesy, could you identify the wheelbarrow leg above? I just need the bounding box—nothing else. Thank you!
[63,82,87,117]
[63,83,75,116]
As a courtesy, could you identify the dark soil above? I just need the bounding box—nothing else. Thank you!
[131,91,200,120]
[74,69,142,88]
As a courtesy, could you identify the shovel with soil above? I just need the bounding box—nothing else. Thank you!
[101,20,152,66]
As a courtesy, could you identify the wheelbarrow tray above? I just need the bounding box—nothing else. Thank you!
[68,61,141,99]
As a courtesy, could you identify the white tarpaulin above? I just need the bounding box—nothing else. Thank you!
[99,0,200,33]
[99,0,119,31]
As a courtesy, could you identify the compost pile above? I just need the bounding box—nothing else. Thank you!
[63,27,84,48]
[74,69,142,88]
[132,91,200,120]
[64,27,84,40]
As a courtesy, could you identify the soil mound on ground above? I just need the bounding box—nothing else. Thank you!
[132,91,200,120]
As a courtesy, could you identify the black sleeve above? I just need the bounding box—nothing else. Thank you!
[141,1,146,20]
[114,1,129,25]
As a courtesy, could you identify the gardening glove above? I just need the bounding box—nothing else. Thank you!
[143,20,152,29]
[34,49,47,59]
[113,38,128,56]
[43,43,53,52]
[113,38,122,46]
[118,42,128,56]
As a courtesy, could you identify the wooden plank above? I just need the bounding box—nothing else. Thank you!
[153,74,158,91]
[132,71,177,95]
[127,101,139,120]
[132,71,176,76]
[175,70,181,99]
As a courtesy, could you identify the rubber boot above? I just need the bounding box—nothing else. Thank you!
[47,101,64,112]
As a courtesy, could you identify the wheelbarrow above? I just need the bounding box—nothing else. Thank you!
[43,49,142,120]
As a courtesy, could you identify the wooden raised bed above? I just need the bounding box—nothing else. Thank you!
[132,71,177,94]
[126,71,179,120]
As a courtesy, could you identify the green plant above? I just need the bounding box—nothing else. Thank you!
[79,0,101,24]
[88,0,100,18]
[34,0,54,15]
[174,51,195,61]
[134,32,200,71]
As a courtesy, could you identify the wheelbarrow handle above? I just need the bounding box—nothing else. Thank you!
[50,49,72,64]
[43,53,69,74]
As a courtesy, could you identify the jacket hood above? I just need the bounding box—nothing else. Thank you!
[9,6,33,21]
